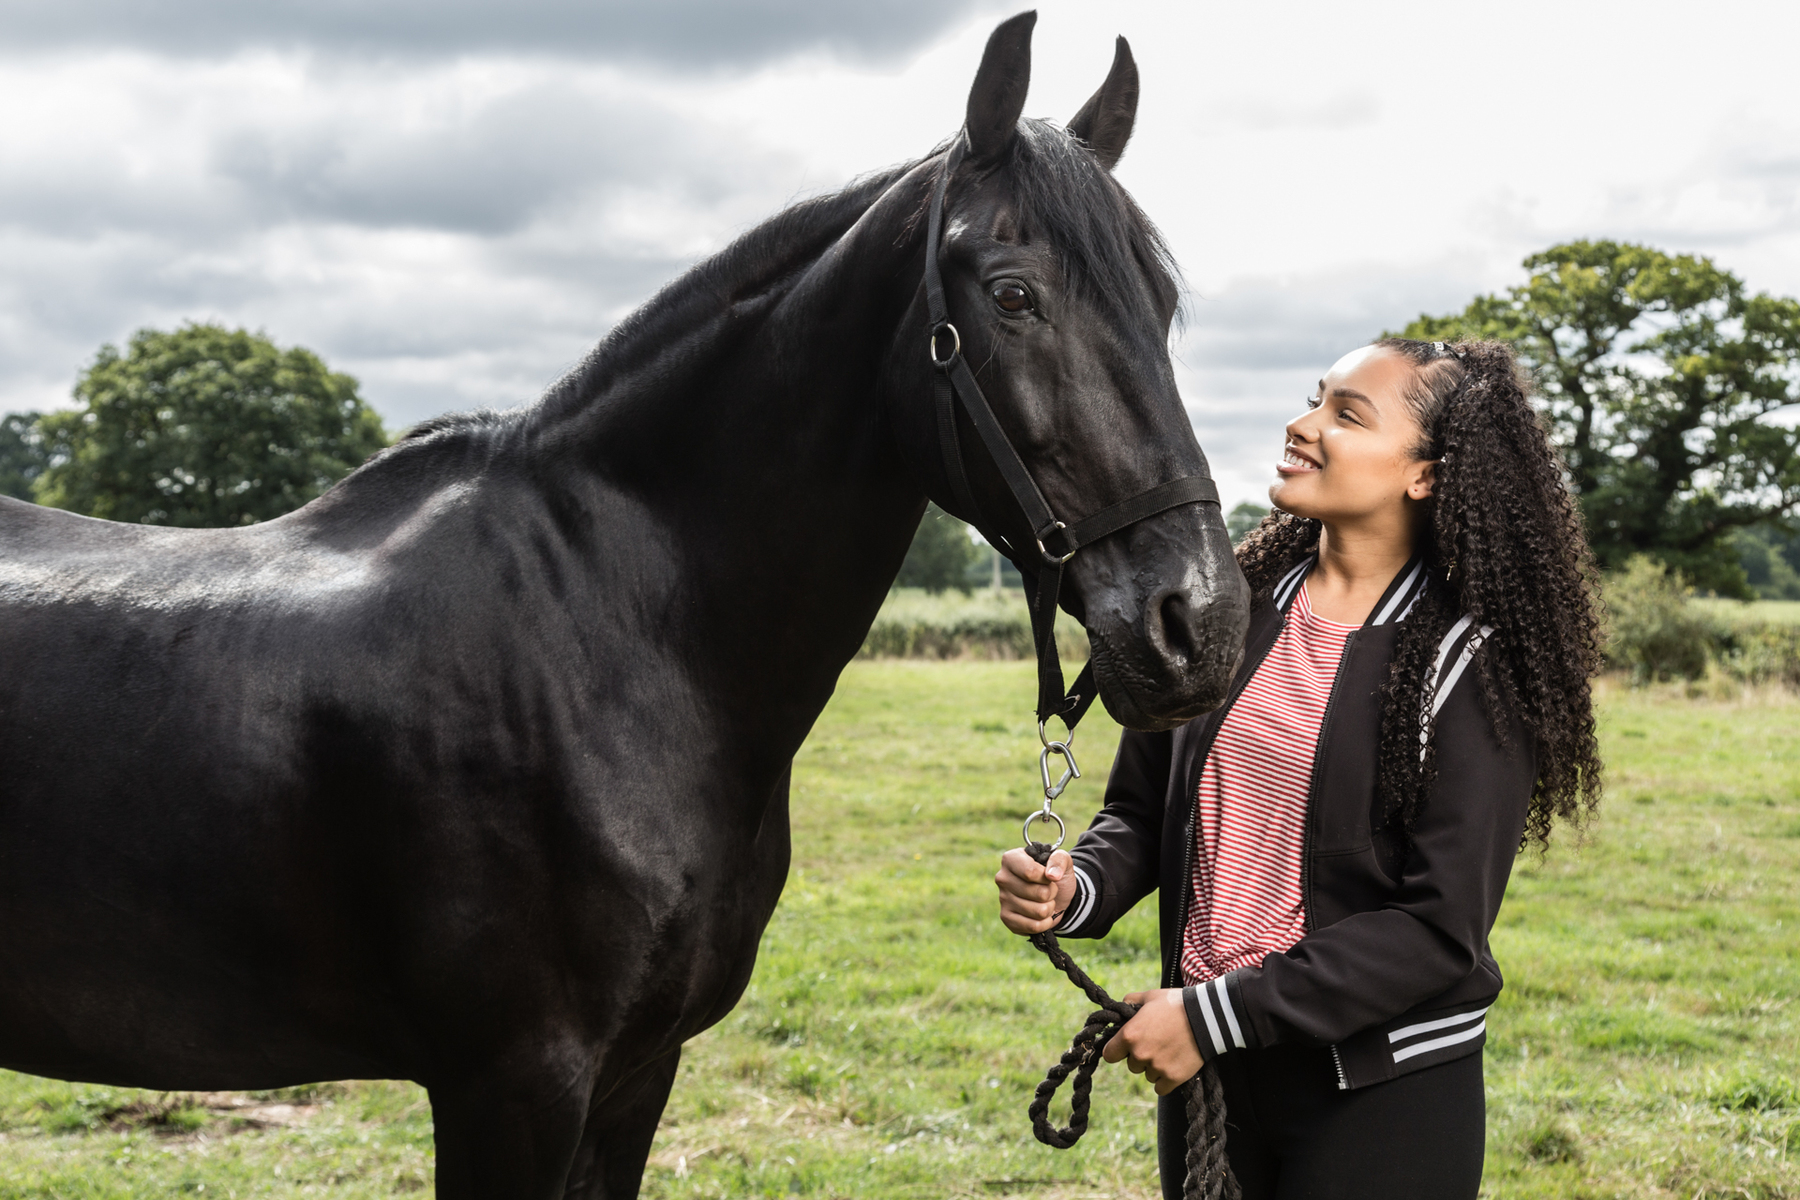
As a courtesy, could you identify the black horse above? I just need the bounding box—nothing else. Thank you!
[0,14,1247,1198]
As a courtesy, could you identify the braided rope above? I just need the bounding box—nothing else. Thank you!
[1182,1060,1242,1200]
[1025,918,1240,1198]
[1029,935,1238,1194]
[1025,930,1137,1149]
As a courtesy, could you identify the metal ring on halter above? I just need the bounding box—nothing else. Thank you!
[1040,740,1080,800]
[1035,520,1077,566]
[1023,807,1066,851]
[1037,717,1076,750]
[929,321,961,368]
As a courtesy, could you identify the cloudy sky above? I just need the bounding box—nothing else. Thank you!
[4,0,1799,508]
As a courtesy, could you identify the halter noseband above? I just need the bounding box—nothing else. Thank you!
[921,138,1220,730]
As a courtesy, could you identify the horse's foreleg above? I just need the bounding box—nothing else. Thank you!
[562,1049,682,1200]
[428,1060,595,1200]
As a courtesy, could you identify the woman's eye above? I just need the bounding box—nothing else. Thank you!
[1305,396,1321,410]
[992,282,1033,313]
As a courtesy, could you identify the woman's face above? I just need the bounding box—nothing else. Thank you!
[1269,345,1436,526]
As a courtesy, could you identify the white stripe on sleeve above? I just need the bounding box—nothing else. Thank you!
[1213,977,1246,1050]
[1057,866,1098,934]
[1193,984,1228,1057]
[1391,1020,1487,1063]
[1388,1006,1491,1044]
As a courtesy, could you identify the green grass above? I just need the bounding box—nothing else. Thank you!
[1693,598,1800,628]
[1,666,1796,1198]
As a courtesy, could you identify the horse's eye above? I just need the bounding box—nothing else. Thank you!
[992,282,1033,313]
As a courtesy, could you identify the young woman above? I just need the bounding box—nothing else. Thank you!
[996,339,1603,1199]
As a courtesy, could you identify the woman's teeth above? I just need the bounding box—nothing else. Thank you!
[1282,448,1319,470]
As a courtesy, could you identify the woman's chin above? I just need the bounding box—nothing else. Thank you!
[1268,477,1318,517]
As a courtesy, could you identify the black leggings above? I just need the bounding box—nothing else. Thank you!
[1158,1045,1484,1200]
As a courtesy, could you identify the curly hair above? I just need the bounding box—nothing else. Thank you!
[1234,339,1604,848]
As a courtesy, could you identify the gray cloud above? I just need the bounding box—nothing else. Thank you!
[211,82,762,235]
[0,56,806,424]
[1180,266,1487,372]
[1172,265,1499,508]
[0,0,1014,66]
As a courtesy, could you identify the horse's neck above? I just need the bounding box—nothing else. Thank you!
[546,166,937,768]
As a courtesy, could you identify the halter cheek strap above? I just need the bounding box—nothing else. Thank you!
[920,139,1220,727]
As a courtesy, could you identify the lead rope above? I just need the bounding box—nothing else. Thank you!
[1022,849,1241,1200]
[916,134,1235,1199]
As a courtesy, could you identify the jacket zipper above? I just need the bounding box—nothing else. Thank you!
[1162,611,1285,991]
[1299,629,1357,935]
[1306,627,1358,1088]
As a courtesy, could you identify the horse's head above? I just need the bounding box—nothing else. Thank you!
[886,12,1249,733]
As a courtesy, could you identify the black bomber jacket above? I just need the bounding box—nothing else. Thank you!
[1054,554,1535,1089]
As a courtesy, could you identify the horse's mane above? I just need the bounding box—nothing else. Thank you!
[984,118,1181,327]
[390,120,1180,454]
[392,160,921,455]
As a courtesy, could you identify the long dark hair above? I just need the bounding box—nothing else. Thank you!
[1237,339,1603,847]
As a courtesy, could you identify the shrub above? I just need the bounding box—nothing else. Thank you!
[1602,557,1720,683]
[859,589,1087,661]
[1714,619,1800,688]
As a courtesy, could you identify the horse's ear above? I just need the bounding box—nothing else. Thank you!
[1067,36,1139,171]
[965,11,1035,162]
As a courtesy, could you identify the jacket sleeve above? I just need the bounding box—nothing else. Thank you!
[1057,727,1172,939]
[1231,654,1536,1047]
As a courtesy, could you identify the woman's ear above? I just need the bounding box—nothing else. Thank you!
[1407,460,1438,501]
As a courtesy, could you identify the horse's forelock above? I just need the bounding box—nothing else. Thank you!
[1004,119,1183,329]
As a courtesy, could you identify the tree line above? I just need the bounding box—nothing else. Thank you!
[908,241,1800,598]
[8,245,1799,602]
[1399,240,1800,598]
[1,323,387,526]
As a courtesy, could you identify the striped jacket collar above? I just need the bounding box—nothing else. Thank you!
[1270,551,1430,628]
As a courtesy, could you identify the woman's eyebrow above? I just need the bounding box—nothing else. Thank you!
[1330,386,1380,412]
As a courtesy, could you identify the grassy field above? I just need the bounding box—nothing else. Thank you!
[1692,598,1800,628]
[1,664,1796,1198]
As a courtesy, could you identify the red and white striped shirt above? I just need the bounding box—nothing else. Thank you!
[1180,579,1356,985]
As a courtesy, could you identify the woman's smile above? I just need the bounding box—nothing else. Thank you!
[1279,444,1321,474]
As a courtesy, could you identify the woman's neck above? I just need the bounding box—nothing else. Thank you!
[1305,520,1419,625]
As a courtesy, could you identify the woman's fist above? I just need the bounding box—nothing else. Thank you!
[1104,988,1205,1095]
[994,847,1077,935]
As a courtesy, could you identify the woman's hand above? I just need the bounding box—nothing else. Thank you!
[1104,988,1205,1095]
[994,847,1077,935]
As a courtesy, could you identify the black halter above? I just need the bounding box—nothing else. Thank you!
[922,140,1220,731]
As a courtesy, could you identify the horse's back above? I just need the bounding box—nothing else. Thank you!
[0,474,723,1089]
[0,495,439,1084]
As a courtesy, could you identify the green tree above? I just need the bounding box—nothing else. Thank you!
[1732,523,1800,600]
[895,503,981,594]
[36,324,388,527]
[1398,241,1800,595]
[0,412,48,501]
[1227,500,1269,544]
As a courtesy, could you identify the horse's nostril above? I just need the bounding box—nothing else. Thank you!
[1150,589,1199,667]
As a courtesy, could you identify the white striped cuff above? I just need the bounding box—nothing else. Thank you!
[1182,972,1255,1059]
[1054,866,1098,935]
